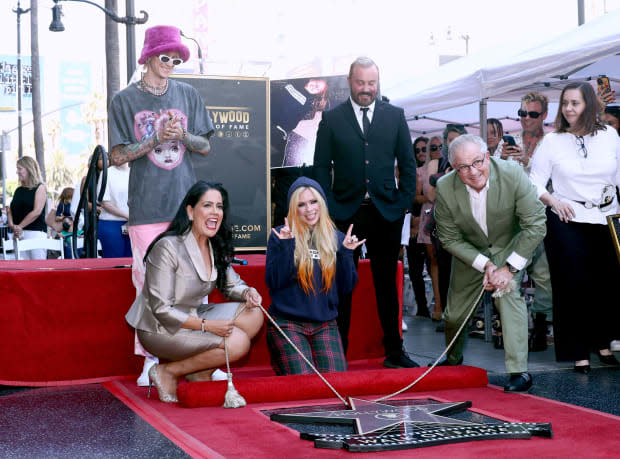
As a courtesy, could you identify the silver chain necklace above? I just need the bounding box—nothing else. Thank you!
[139,73,169,96]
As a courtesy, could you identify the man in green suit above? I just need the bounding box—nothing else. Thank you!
[434,134,546,392]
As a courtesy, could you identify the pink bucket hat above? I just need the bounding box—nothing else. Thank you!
[138,25,190,65]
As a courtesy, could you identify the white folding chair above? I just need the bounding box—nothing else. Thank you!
[2,237,15,260]
[14,237,64,260]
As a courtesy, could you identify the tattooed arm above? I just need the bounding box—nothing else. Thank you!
[181,132,210,156]
[110,135,159,166]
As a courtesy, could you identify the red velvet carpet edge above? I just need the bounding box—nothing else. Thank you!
[177,366,488,407]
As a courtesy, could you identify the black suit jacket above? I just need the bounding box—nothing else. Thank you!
[313,99,416,222]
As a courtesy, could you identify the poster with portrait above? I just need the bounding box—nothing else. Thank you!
[270,75,349,169]
[173,75,269,251]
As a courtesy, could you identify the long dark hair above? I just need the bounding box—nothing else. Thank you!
[144,181,235,292]
[554,82,605,135]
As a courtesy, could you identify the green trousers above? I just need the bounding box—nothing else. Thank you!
[444,267,528,374]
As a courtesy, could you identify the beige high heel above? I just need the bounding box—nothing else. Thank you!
[147,364,178,403]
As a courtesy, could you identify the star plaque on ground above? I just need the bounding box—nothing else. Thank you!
[270,397,552,452]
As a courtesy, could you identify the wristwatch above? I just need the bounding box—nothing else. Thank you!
[506,262,519,274]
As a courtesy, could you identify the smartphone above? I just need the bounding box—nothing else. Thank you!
[597,76,611,94]
[502,135,516,146]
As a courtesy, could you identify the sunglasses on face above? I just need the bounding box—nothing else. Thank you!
[429,144,443,152]
[414,146,427,154]
[158,54,183,66]
[518,109,542,119]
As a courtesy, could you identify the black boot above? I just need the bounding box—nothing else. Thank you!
[529,313,547,352]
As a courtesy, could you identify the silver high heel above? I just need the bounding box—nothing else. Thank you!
[147,364,178,403]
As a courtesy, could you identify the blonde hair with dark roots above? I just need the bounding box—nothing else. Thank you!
[521,91,549,114]
[17,156,43,189]
[287,186,338,295]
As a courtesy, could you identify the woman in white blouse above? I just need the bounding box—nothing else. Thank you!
[530,82,620,374]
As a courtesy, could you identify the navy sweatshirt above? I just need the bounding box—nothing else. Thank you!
[265,227,358,322]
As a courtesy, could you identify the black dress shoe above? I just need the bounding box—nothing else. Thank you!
[574,364,591,374]
[430,356,463,367]
[597,353,620,365]
[504,372,533,393]
[383,352,420,369]
[416,305,431,318]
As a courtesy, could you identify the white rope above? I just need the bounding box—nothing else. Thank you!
[222,303,249,408]
[256,304,350,407]
[373,283,488,402]
[254,280,495,407]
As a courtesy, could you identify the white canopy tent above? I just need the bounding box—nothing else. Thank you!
[385,10,620,137]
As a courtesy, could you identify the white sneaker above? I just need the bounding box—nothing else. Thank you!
[402,320,408,332]
[137,356,159,387]
[611,340,620,352]
[211,369,228,381]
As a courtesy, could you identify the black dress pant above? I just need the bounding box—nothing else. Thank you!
[544,209,620,361]
[433,235,453,314]
[406,238,428,314]
[336,201,404,357]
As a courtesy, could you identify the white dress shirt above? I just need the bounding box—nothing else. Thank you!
[467,179,529,273]
[530,126,620,225]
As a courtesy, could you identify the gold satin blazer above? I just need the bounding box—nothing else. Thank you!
[125,231,248,335]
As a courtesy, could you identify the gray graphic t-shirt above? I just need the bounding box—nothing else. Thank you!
[109,79,214,225]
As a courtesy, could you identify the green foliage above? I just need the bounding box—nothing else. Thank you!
[5,180,19,199]
[46,150,76,201]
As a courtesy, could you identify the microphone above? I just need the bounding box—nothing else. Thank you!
[231,257,248,265]
[180,30,204,74]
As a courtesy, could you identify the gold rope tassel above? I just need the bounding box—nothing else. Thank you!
[222,304,247,408]
[222,336,246,408]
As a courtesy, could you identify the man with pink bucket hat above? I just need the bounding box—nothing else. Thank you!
[109,25,215,386]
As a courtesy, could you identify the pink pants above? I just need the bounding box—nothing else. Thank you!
[129,222,170,356]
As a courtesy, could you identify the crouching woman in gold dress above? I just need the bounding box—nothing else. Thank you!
[126,181,264,402]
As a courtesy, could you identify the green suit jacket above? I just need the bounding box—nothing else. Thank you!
[434,157,546,275]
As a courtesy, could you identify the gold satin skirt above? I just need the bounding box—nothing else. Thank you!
[138,302,243,361]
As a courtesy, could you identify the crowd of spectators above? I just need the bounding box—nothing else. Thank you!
[405,84,619,374]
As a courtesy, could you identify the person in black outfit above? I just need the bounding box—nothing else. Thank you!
[313,57,419,368]
[7,156,48,260]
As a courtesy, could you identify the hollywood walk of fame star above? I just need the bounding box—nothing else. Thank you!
[271,397,481,435]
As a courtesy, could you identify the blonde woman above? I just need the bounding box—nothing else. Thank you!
[265,177,364,375]
[7,157,47,259]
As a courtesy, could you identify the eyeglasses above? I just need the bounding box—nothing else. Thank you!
[158,54,183,66]
[455,156,486,174]
[518,109,542,119]
[429,144,443,152]
[414,146,427,154]
[575,135,587,158]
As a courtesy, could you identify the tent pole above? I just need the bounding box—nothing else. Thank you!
[479,99,488,142]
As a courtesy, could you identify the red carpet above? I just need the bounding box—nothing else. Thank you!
[105,370,620,458]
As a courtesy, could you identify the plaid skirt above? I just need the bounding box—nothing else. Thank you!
[266,317,347,375]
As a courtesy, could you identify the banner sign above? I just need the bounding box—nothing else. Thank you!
[270,75,349,168]
[173,75,270,250]
[59,61,92,156]
[0,55,34,112]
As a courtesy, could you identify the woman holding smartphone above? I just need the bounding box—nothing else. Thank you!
[530,82,620,373]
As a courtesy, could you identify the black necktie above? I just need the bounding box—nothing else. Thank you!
[361,107,370,137]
